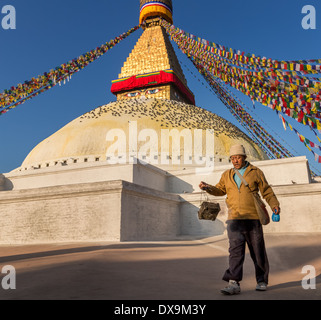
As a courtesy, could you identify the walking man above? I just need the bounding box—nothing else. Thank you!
[199,145,280,294]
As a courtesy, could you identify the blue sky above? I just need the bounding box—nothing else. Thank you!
[0,0,320,174]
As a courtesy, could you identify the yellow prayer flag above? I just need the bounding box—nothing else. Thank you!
[282,117,287,131]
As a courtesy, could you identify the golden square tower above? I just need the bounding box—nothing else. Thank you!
[111,0,195,105]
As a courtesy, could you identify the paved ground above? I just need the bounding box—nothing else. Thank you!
[0,233,320,300]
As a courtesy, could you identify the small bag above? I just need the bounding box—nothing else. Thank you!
[251,191,270,225]
[198,191,221,221]
[234,169,270,225]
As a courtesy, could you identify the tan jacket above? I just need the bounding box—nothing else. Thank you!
[206,163,279,220]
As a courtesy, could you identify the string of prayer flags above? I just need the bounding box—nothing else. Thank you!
[279,114,321,162]
[312,129,321,143]
[0,25,140,115]
[161,20,294,160]
[192,56,293,159]
[162,19,320,173]
[305,143,321,163]
[160,19,321,132]
[280,114,287,131]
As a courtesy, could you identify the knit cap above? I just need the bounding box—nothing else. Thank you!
[229,145,246,157]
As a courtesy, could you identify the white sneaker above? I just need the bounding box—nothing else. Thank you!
[221,280,241,295]
[256,282,267,291]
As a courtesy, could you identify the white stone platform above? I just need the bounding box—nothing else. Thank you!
[0,156,320,243]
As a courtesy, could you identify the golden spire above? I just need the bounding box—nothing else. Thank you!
[110,0,195,105]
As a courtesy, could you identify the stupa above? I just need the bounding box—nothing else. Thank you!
[4,1,319,244]
[18,0,267,172]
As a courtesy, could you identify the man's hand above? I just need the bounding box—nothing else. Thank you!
[272,206,281,222]
[273,207,280,215]
[199,181,209,191]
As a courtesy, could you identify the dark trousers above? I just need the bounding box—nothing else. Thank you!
[223,220,269,284]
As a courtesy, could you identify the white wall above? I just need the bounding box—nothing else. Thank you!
[0,180,182,243]
[120,181,181,241]
[165,156,312,194]
[0,156,320,244]
[4,156,312,194]
[0,181,123,243]
[3,162,168,192]
[179,183,321,236]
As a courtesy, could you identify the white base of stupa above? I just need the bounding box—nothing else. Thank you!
[0,156,320,244]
